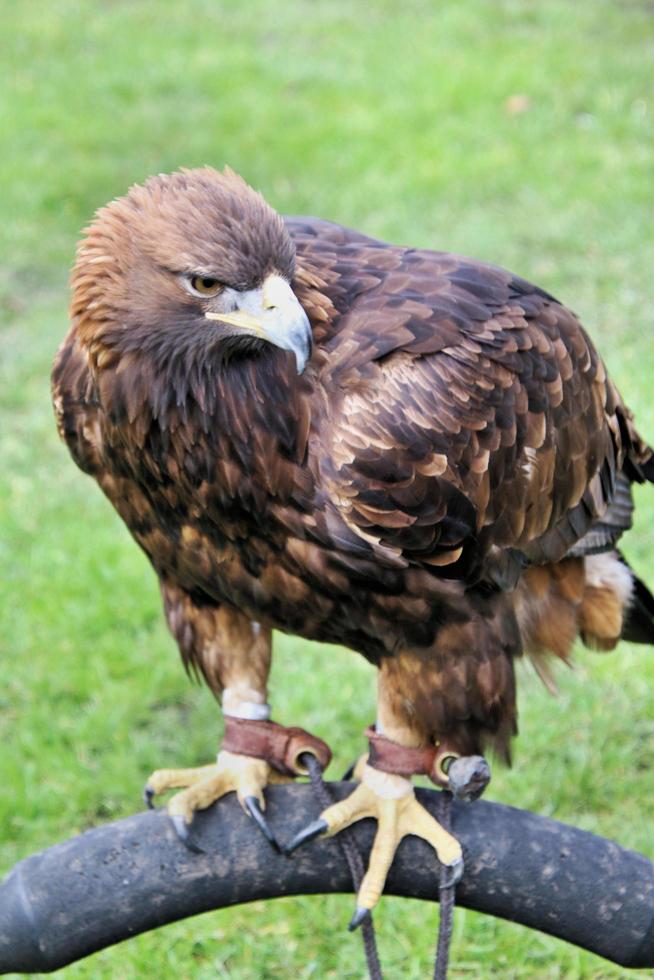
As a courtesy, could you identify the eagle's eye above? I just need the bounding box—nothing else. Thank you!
[189,275,222,297]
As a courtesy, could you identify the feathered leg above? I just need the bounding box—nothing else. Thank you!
[145,584,330,850]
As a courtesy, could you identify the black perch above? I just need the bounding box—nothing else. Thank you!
[1,784,653,973]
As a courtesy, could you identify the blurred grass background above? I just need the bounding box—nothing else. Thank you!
[2,1,654,976]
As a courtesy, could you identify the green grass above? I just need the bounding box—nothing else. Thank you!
[2,1,654,976]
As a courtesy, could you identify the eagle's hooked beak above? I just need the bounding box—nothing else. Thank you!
[205,274,313,373]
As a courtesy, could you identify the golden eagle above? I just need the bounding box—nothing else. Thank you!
[52,167,654,922]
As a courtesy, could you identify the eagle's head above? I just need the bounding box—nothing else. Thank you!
[71,167,313,373]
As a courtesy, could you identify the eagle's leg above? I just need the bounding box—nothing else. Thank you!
[145,588,330,851]
[287,656,490,923]
[341,753,368,781]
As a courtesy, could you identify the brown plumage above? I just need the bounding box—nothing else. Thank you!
[53,169,654,924]
[52,167,654,912]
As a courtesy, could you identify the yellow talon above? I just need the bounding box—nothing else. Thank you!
[145,750,293,849]
[309,764,462,914]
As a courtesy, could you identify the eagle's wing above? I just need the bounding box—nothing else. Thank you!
[300,241,651,585]
[52,336,104,478]
[52,336,170,574]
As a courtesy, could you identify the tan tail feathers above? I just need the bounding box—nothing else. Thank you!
[515,553,637,679]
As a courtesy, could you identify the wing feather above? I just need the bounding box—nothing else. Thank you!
[290,228,649,583]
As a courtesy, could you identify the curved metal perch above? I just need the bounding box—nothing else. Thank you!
[1,783,653,973]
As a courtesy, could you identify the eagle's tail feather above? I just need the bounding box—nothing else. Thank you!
[516,551,654,683]
[620,560,654,645]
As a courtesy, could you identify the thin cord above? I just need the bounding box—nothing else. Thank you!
[302,754,383,980]
[433,791,455,980]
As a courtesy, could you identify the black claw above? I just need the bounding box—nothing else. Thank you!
[283,818,329,855]
[143,785,155,809]
[348,906,371,932]
[170,813,205,854]
[341,761,356,781]
[244,796,281,852]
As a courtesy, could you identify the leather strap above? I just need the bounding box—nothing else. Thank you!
[223,716,332,777]
[365,726,459,789]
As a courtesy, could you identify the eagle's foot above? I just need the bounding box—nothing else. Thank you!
[341,752,368,781]
[286,763,463,918]
[145,750,292,852]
